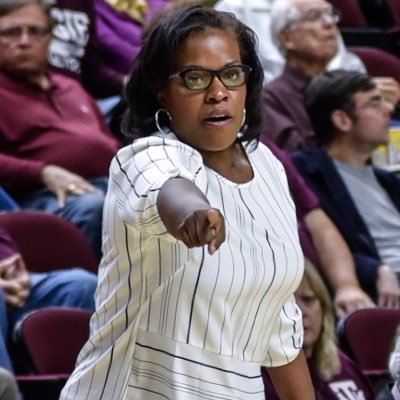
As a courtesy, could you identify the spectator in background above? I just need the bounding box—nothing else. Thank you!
[49,0,171,100]
[214,0,366,83]
[263,260,375,399]
[265,138,374,319]
[0,0,121,259]
[261,0,400,152]
[292,69,400,306]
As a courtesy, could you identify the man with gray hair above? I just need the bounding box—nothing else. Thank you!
[261,0,400,152]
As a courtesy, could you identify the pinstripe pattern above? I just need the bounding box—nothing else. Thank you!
[61,132,304,400]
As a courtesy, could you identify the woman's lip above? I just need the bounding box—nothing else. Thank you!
[205,108,232,118]
[203,117,232,126]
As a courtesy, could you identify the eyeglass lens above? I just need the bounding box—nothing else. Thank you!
[182,65,249,90]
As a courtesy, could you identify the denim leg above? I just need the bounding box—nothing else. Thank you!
[0,290,13,372]
[7,269,97,329]
[16,177,108,260]
[55,192,104,260]
[0,187,20,211]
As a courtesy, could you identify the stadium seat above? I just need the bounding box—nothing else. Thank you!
[337,307,400,377]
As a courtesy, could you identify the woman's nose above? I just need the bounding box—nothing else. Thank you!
[205,76,229,103]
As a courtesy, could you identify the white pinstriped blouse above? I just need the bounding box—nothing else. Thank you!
[61,132,304,400]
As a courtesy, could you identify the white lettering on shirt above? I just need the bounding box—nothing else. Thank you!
[329,380,366,400]
[49,8,90,74]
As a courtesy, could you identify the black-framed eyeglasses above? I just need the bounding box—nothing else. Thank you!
[0,25,51,41]
[168,64,252,91]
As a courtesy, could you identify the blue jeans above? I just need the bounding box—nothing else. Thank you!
[0,268,97,372]
[0,187,20,211]
[0,290,12,371]
[16,177,108,260]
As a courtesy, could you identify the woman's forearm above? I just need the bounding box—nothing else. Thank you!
[267,350,315,400]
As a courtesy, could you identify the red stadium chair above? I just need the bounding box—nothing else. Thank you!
[385,0,400,26]
[14,308,91,400]
[0,210,98,273]
[349,46,400,82]
[328,0,367,27]
[337,307,400,377]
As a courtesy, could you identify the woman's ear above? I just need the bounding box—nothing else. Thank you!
[331,109,353,132]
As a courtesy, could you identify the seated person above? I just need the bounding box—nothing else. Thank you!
[261,0,400,151]
[0,0,121,259]
[49,0,172,99]
[263,260,375,399]
[264,138,373,318]
[0,226,97,373]
[292,69,400,307]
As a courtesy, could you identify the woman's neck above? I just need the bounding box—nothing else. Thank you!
[201,141,253,184]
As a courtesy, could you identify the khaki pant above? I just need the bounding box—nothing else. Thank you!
[0,368,18,400]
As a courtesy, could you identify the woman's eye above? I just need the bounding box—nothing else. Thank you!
[223,68,242,82]
[227,73,238,80]
[186,73,206,83]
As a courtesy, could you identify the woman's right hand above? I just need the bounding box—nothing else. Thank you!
[177,208,225,255]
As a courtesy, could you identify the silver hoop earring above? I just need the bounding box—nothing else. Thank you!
[155,109,172,135]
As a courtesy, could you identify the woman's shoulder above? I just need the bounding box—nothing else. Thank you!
[111,132,205,178]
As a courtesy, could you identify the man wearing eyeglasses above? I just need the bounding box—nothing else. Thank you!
[292,69,400,308]
[0,0,121,260]
[261,0,400,152]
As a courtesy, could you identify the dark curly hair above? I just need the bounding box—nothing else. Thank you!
[122,4,264,147]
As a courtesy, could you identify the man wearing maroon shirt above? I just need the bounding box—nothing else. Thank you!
[0,0,121,259]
